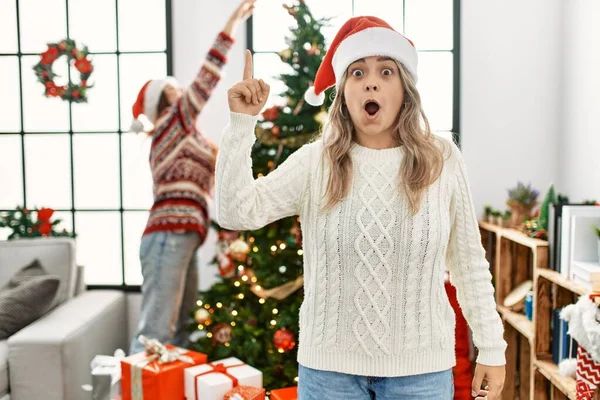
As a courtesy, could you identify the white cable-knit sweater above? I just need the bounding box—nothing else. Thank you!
[215,112,507,377]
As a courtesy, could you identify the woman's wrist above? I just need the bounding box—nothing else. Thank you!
[223,18,237,37]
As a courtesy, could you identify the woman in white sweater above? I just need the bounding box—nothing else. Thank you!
[216,16,506,400]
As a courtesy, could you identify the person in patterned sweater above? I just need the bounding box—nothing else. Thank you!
[129,0,256,355]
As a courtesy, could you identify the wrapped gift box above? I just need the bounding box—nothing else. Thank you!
[184,357,262,400]
[269,386,297,400]
[121,336,207,400]
[89,349,125,400]
[224,385,265,400]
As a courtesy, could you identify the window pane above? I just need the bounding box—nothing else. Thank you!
[0,135,23,208]
[73,134,120,209]
[71,55,119,131]
[69,0,117,52]
[252,2,290,52]
[0,57,21,132]
[118,0,166,52]
[121,132,153,210]
[417,51,453,131]
[253,53,294,109]
[24,134,72,209]
[305,0,353,47]
[123,211,149,285]
[19,0,67,53]
[53,210,73,235]
[21,56,70,132]
[353,0,403,33]
[0,1,18,53]
[119,54,167,131]
[405,0,453,50]
[76,211,122,285]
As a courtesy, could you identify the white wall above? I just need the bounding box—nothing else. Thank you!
[560,0,600,202]
[461,0,563,214]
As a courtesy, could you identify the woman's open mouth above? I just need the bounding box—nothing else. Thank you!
[364,99,380,119]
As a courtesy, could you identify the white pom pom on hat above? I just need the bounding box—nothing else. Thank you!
[304,15,418,107]
[304,86,326,107]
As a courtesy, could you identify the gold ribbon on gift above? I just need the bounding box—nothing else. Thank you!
[248,271,304,301]
[131,336,195,400]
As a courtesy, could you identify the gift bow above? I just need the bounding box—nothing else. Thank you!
[138,335,195,364]
[193,362,246,399]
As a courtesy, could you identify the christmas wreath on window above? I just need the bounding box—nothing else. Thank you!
[33,38,94,103]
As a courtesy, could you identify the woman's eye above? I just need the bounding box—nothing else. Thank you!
[382,68,393,76]
[351,69,363,77]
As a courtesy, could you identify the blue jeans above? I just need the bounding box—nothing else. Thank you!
[129,231,201,355]
[298,364,454,400]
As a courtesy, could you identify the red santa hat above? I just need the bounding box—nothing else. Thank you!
[130,77,178,133]
[304,16,418,107]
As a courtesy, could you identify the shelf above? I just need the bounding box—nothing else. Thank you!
[535,359,576,400]
[501,228,548,249]
[497,305,534,342]
[478,221,549,249]
[536,268,589,296]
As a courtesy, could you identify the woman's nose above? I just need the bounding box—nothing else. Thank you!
[365,83,379,92]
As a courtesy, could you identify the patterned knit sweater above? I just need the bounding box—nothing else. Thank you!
[215,113,507,377]
[143,32,234,242]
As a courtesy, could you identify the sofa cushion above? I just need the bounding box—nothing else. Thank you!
[5,259,46,288]
[0,238,77,306]
[0,340,8,398]
[0,268,59,339]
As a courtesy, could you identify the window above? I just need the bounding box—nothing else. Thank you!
[0,0,172,289]
[248,0,460,139]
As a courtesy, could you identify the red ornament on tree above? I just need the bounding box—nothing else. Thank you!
[271,125,281,137]
[212,323,233,345]
[273,328,296,352]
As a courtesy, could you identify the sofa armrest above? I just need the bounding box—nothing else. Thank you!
[8,290,128,400]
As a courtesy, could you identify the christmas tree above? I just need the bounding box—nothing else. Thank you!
[189,0,332,390]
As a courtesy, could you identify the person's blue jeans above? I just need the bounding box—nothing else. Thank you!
[298,364,454,400]
[129,231,201,355]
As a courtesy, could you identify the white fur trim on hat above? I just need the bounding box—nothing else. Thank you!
[332,27,418,88]
[143,76,178,123]
[304,86,326,106]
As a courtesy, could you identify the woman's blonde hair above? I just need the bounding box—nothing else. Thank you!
[319,61,449,215]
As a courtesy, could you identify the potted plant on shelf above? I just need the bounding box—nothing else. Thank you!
[501,210,512,227]
[506,181,540,228]
[484,205,493,223]
[491,210,502,225]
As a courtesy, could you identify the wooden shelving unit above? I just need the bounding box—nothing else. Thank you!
[479,222,600,400]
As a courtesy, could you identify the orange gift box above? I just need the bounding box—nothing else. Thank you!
[269,387,297,400]
[121,339,206,400]
[224,385,266,400]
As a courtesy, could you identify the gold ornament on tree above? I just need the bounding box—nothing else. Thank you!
[229,238,250,262]
[194,308,211,324]
[314,110,327,125]
[279,48,292,61]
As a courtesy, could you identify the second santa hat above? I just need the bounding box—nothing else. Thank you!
[304,16,418,107]
[130,77,178,133]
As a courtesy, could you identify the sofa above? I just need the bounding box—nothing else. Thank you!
[0,238,129,400]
